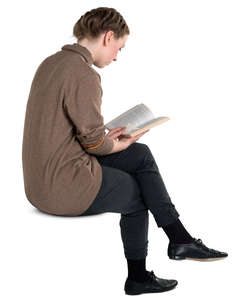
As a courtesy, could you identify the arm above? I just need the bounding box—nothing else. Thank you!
[63,69,114,156]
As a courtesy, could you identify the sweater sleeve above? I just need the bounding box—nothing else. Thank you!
[63,68,114,156]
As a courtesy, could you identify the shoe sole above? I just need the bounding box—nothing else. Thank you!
[125,283,178,295]
[169,255,227,261]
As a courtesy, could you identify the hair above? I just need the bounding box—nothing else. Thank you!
[73,7,130,41]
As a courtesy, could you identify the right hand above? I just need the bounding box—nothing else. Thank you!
[106,127,150,152]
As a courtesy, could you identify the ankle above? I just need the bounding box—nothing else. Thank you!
[162,218,194,244]
[127,258,149,282]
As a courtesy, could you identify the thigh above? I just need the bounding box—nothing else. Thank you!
[81,165,147,216]
[95,142,153,175]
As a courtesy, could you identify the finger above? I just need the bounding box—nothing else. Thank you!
[108,127,122,133]
[133,136,142,142]
[134,131,147,138]
[132,131,148,141]
[113,130,127,139]
[114,127,126,131]
[107,127,126,136]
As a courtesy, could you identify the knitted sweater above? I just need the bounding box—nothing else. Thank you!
[22,43,114,215]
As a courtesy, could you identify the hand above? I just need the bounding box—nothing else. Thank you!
[106,126,150,152]
[106,127,127,140]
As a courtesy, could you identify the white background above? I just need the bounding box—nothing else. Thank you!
[1,0,249,298]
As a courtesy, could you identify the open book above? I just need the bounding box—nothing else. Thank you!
[104,103,170,137]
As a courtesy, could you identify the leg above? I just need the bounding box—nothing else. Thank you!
[81,165,149,260]
[94,142,228,261]
[95,142,180,227]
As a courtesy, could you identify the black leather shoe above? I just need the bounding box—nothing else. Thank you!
[168,238,228,261]
[124,270,178,295]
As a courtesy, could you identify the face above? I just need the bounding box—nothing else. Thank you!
[95,31,128,68]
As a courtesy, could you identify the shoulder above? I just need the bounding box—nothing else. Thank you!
[62,52,101,83]
[58,54,103,99]
[39,49,101,84]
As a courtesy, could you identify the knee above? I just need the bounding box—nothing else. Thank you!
[130,142,151,156]
[117,171,147,212]
[131,142,156,167]
[123,208,149,217]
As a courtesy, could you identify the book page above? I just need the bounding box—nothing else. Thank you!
[126,117,170,137]
[105,103,155,134]
[139,117,168,128]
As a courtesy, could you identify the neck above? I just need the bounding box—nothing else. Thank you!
[77,39,99,61]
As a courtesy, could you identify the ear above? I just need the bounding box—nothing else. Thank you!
[103,30,114,46]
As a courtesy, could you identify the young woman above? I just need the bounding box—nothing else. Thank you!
[22,7,228,296]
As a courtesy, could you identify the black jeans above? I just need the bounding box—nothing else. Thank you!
[81,142,180,260]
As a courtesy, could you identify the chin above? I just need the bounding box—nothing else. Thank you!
[95,63,106,69]
[93,62,101,68]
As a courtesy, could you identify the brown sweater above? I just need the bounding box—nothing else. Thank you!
[22,43,114,216]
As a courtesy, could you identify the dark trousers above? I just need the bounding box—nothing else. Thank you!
[81,142,180,260]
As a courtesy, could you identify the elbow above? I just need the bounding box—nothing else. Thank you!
[83,136,114,156]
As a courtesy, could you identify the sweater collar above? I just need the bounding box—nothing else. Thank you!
[61,43,94,66]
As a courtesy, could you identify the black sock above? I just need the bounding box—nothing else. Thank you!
[162,218,194,244]
[127,258,149,282]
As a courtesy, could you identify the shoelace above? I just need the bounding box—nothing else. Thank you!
[195,238,221,255]
[147,270,156,283]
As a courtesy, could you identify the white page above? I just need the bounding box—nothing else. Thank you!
[105,103,155,133]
